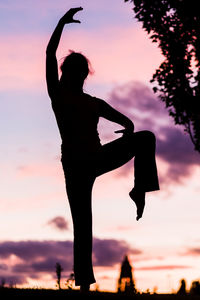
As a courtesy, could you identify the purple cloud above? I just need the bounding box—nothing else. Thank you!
[93,238,142,267]
[47,216,69,231]
[156,126,200,183]
[105,81,200,184]
[0,240,72,260]
[0,238,141,285]
[0,274,26,285]
[0,264,7,271]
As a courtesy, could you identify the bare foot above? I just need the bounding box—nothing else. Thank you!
[129,188,145,221]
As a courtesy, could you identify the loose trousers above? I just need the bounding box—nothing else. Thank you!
[61,130,160,286]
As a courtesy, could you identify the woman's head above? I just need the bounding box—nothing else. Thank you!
[60,51,92,89]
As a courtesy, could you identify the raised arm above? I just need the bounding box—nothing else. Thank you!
[46,7,83,99]
[98,99,134,133]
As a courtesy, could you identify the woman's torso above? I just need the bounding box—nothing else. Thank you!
[51,89,102,157]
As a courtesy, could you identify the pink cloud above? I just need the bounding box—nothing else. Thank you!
[1,25,162,90]
[182,248,200,256]
[0,35,46,90]
[58,26,163,85]
[16,162,63,180]
[136,265,191,271]
[107,225,134,232]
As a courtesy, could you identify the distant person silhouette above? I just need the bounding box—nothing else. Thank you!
[46,7,159,292]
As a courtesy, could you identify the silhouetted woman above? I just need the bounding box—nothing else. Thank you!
[46,7,159,292]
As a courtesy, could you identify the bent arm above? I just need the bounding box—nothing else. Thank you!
[98,99,134,132]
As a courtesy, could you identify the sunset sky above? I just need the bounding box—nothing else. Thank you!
[0,0,200,293]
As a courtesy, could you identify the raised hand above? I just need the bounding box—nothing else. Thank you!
[60,7,83,24]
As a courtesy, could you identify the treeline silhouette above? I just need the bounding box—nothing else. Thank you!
[125,0,200,153]
[1,258,200,296]
[1,283,200,300]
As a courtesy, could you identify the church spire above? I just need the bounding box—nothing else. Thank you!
[117,255,136,294]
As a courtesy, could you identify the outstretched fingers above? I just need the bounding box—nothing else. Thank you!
[61,7,83,24]
[72,7,83,13]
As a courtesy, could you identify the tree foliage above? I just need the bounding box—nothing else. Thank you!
[55,262,63,289]
[125,0,200,152]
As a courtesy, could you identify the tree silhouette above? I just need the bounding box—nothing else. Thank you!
[55,262,63,290]
[125,0,200,152]
[0,278,6,288]
[190,280,200,295]
[65,273,75,290]
[177,279,187,295]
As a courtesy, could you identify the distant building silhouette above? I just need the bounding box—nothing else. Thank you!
[117,255,136,294]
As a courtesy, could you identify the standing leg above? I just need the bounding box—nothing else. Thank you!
[62,163,96,288]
